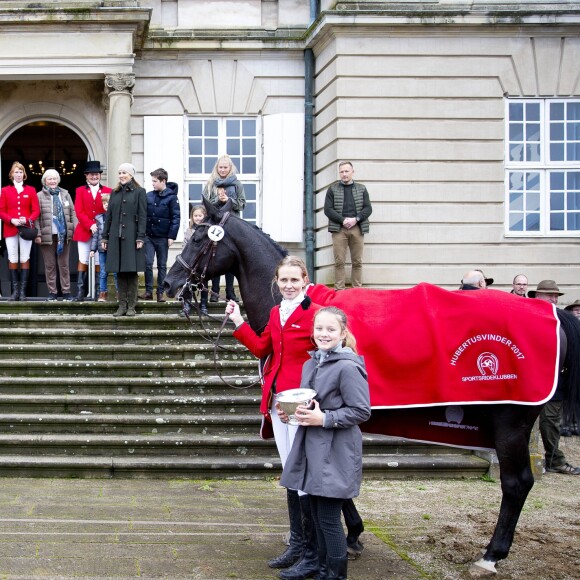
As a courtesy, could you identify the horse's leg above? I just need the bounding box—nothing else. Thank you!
[470,405,541,577]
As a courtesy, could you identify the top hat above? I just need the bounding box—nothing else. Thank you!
[564,299,580,311]
[84,160,104,174]
[528,279,563,298]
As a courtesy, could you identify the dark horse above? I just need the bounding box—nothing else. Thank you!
[165,199,580,577]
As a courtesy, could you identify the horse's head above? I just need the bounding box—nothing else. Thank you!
[164,197,237,298]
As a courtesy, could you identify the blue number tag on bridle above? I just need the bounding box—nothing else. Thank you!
[208,225,225,242]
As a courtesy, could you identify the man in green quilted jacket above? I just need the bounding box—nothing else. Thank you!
[324,161,372,289]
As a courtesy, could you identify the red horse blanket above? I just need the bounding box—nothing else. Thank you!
[307,283,560,449]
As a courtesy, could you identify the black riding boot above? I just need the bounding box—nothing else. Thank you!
[9,269,20,301]
[326,556,347,580]
[225,272,238,302]
[210,278,220,302]
[343,498,364,556]
[268,489,304,569]
[74,271,87,302]
[279,495,319,580]
[200,290,209,315]
[19,269,29,301]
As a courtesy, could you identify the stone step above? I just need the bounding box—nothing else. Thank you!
[0,393,261,414]
[0,327,235,345]
[0,343,255,361]
[0,376,259,395]
[0,358,259,379]
[0,412,264,434]
[0,313,234,333]
[0,452,489,479]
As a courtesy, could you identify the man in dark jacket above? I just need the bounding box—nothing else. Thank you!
[139,168,180,302]
[324,161,372,290]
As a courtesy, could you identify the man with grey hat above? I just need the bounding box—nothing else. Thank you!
[530,280,580,474]
[527,279,563,303]
[565,299,580,319]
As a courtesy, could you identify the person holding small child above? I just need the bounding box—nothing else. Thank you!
[90,193,110,302]
[34,169,77,301]
[280,306,371,580]
[203,155,245,302]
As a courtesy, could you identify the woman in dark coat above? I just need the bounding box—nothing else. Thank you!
[101,163,147,317]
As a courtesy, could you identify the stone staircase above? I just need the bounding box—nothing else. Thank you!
[0,300,489,479]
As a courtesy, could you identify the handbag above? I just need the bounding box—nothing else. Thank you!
[17,220,38,241]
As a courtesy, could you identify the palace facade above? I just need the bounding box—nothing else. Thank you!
[1,1,580,298]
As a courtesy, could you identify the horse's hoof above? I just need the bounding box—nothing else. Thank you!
[469,558,497,576]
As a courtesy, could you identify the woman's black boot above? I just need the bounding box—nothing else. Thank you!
[279,495,319,580]
[9,269,20,301]
[19,268,29,301]
[74,271,87,301]
[268,489,303,569]
[343,498,364,557]
[326,556,347,580]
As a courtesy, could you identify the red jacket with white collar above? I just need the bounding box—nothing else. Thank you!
[0,184,41,237]
[233,296,319,416]
[73,183,112,242]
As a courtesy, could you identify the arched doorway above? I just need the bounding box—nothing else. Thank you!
[1,122,89,298]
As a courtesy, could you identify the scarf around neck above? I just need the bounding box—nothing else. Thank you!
[214,175,238,199]
[47,186,66,254]
[279,292,305,327]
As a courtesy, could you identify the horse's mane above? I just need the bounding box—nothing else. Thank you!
[210,210,288,260]
[556,308,580,424]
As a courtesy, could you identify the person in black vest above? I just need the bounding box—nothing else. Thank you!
[324,161,372,290]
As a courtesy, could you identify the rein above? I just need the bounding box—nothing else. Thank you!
[174,211,262,390]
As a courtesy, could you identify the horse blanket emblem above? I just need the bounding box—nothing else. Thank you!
[207,225,225,242]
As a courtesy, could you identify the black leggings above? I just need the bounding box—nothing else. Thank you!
[309,495,347,562]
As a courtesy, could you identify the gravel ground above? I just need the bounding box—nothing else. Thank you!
[354,435,580,579]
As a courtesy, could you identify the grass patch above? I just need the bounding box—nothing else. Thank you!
[365,520,434,579]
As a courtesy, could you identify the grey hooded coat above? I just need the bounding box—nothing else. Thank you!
[280,349,371,499]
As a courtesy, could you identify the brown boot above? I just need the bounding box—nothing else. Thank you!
[98,292,108,302]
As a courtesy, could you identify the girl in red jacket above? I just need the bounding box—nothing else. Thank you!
[0,162,41,300]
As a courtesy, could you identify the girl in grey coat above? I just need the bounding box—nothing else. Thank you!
[280,306,371,580]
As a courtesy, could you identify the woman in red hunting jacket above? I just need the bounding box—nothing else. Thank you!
[0,161,41,301]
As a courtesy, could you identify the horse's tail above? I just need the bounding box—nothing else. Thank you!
[556,308,580,425]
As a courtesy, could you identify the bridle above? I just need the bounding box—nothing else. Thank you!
[173,211,261,390]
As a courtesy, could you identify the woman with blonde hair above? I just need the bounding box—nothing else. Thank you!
[0,161,41,300]
[202,155,246,301]
[101,163,147,317]
[34,169,77,301]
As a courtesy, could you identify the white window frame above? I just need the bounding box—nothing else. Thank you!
[184,116,261,226]
[504,98,580,237]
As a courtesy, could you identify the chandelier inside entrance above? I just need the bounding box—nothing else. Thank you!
[28,159,78,176]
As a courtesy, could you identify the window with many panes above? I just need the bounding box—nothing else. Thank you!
[186,118,259,225]
[506,99,580,236]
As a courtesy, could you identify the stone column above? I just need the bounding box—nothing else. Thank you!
[104,73,135,181]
